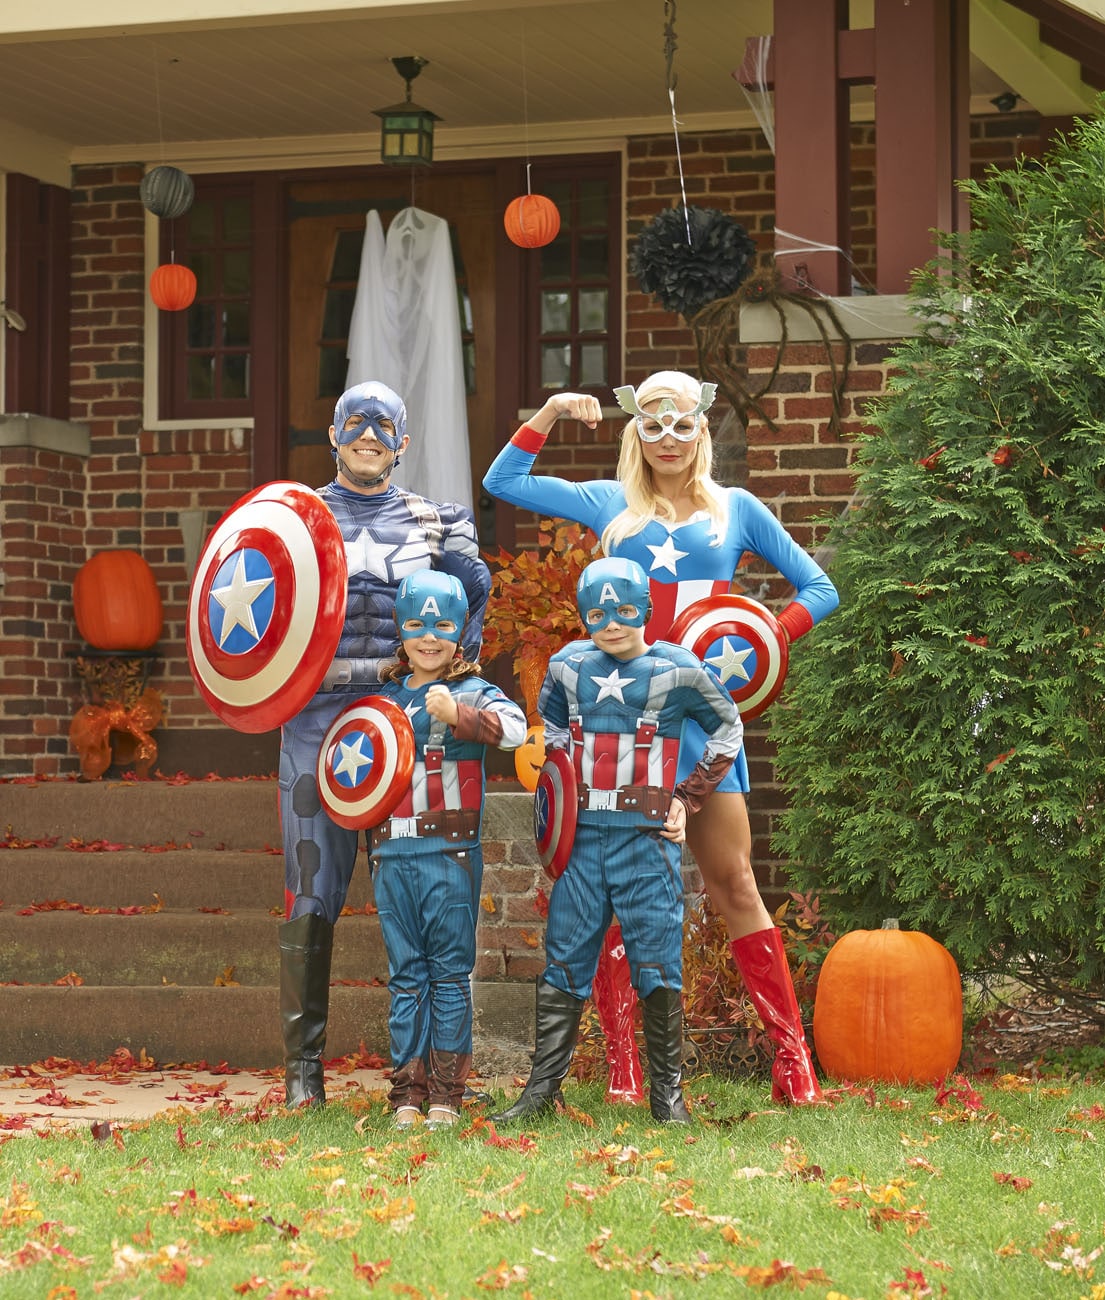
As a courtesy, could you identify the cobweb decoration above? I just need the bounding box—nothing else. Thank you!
[736,35,775,154]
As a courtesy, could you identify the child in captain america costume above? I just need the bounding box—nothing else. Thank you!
[371,570,526,1129]
[279,381,491,1109]
[490,557,743,1125]
[484,372,837,1107]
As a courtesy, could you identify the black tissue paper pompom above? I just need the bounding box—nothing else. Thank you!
[631,205,756,318]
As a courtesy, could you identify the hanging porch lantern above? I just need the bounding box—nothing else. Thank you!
[374,56,439,167]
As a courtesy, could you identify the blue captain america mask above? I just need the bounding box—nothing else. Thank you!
[332,381,407,451]
[395,570,468,644]
[576,558,651,632]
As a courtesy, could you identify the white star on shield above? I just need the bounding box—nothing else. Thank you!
[591,667,634,703]
[333,733,373,784]
[646,535,689,575]
[210,551,275,647]
[706,638,754,685]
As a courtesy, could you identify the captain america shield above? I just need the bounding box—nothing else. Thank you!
[317,696,415,830]
[533,748,578,880]
[187,481,347,732]
[668,594,790,719]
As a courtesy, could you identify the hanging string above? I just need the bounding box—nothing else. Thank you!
[663,0,692,244]
[151,45,178,265]
[521,14,532,190]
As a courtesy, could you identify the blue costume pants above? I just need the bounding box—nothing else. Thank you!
[371,843,482,1070]
[543,823,683,1001]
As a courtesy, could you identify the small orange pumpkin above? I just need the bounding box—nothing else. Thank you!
[514,724,547,792]
[504,193,561,249]
[812,918,963,1084]
[74,550,164,651]
[149,262,197,311]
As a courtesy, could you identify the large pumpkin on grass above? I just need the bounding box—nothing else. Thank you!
[812,918,963,1084]
[74,550,163,650]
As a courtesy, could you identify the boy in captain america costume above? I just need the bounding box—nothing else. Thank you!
[279,381,491,1108]
[491,557,744,1125]
[372,570,526,1129]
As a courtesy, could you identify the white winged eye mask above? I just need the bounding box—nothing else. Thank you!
[613,381,718,442]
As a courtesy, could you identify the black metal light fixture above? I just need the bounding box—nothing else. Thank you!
[374,56,439,166]
[990,91,1020,114]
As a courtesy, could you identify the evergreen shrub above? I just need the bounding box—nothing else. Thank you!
[773,110,1105,1014]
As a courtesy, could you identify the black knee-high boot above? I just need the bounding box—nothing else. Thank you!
[279,913,334,1107]
[489,979,585,1124]
[641,986,691,1124]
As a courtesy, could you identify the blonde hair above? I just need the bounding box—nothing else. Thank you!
[601,371,729,552]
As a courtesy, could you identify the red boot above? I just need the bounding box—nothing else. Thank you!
[592,925,644,1104]
[731,928,822,1105]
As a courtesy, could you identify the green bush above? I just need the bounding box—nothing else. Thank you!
[772,109,1105,1013]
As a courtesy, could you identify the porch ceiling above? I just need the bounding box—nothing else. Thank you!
[0,0,1101,186]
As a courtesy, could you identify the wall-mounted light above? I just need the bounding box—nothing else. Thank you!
[990,91,1020,114]
[374,56,439,167]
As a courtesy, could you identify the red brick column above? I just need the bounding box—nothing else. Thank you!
[0,420,89,776]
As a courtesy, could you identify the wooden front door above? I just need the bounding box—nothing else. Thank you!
[285,169,498,534]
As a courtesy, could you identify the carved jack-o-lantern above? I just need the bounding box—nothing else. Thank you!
[514,724,547,792]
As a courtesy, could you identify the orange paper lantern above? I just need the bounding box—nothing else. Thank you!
[149,262,197,311]
[74,550,164,651]
[504,193,561,249]
[812,919,963,1084]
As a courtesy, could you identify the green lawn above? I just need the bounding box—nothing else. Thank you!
[2,1072,1103,1299]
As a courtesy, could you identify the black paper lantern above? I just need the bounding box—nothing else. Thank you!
[631,205,756,319]
[139,165,195,220]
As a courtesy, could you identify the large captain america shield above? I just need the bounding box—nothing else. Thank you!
[317,696,415,830]
[187,482,347,733]
[533,748,578,880]
[668,594,790,719]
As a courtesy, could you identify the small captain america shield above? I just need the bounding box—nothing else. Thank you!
[533,748,578,880]
[668,594,790,719]
[187,482,347,733]
[317,696,415,830]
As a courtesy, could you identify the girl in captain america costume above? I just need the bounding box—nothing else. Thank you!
[483,370,838,1105]
[372,570,526,1130]
[279,381,491,1109]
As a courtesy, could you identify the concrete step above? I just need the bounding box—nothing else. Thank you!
[0,779,538,852]
[0,910,388,986]
[0,982,536,1070]
[0,848,375,912]
[1,778,282,850]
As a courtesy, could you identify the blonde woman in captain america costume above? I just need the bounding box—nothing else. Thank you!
[373,570,526,1129]
[279,381,490,1110]
[483,371,838,1104]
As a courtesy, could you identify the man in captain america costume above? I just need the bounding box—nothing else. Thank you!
[372,570,526,1129]
[279,381,491,1108]
[491,557,744,1125]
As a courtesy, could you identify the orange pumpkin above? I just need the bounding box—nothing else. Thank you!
[504,194,561,249]
[149,262,197,311]
[812,918,963,1084]
[514,724,547,791]
[74,550,164,651]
